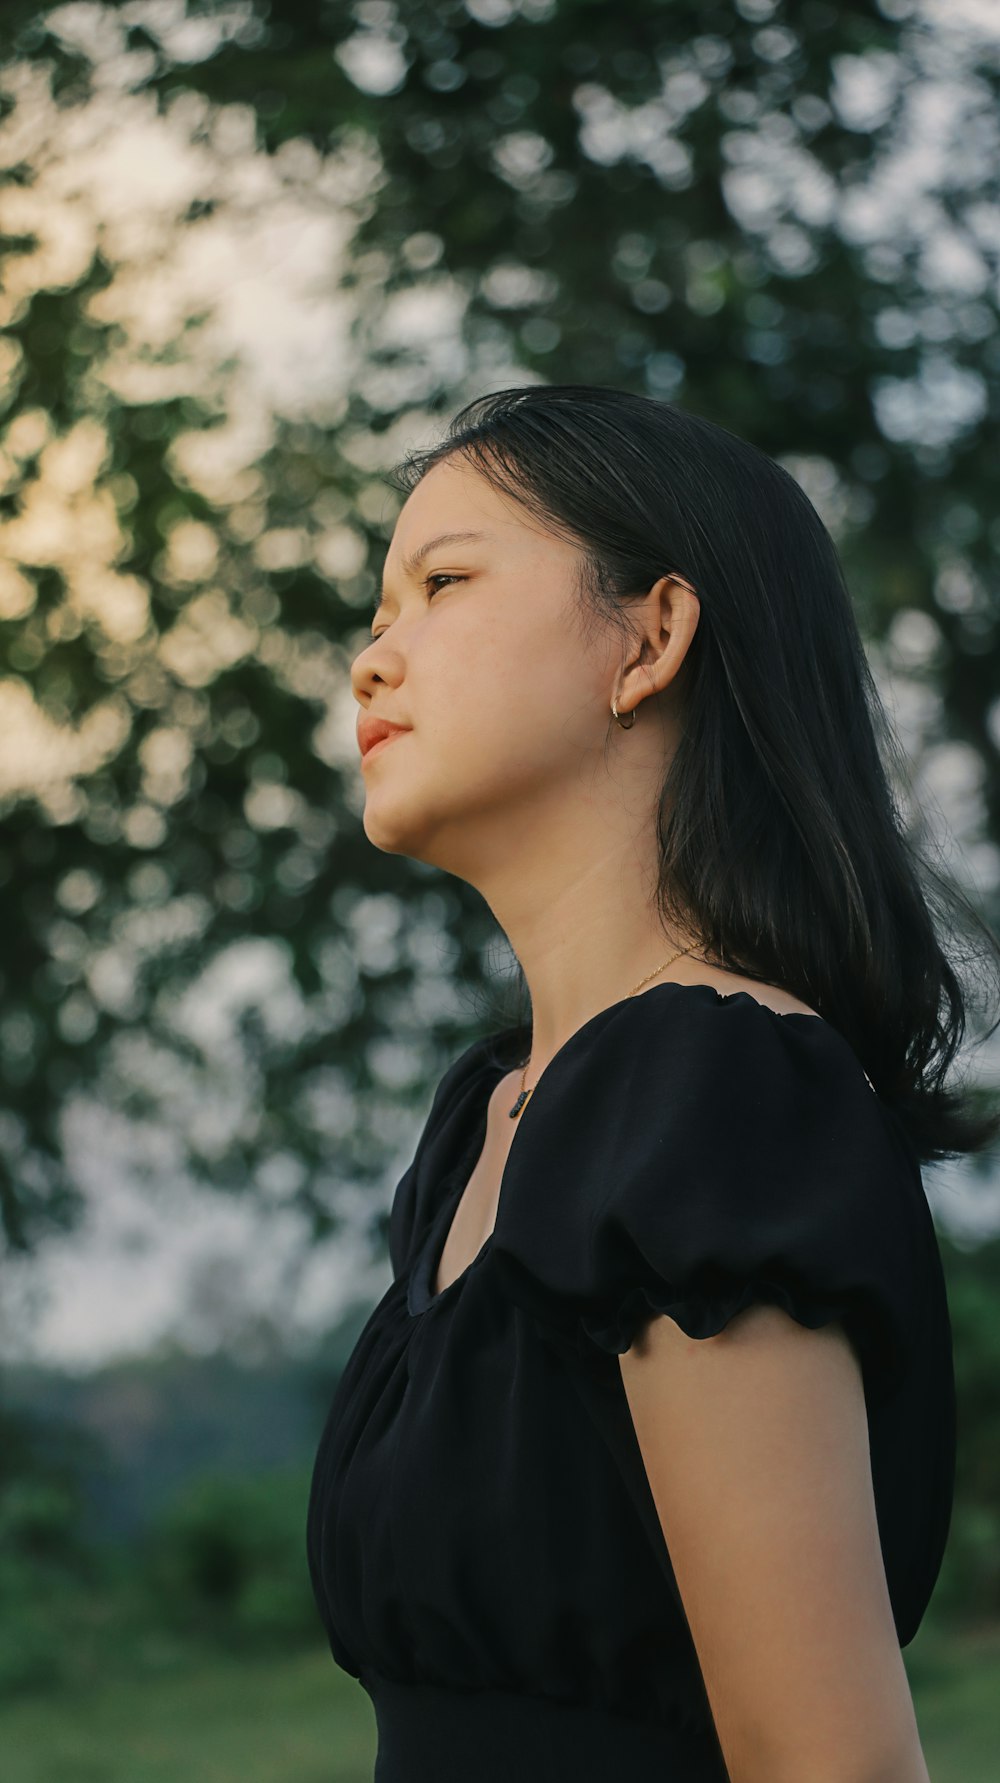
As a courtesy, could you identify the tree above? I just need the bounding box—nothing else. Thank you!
[0,0,997,1261]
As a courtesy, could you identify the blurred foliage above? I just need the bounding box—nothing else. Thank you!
[0,1395,106,1692]
[1,1335,362,1542]
[0,0,997,1264]
[930,1231,1000,1624]
[135,1463,320,1645]
[0,1376,321,1697]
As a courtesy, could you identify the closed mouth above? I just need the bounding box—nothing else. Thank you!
[362,731,407,762]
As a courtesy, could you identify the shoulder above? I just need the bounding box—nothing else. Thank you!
[658,966,822,1020]
[490,979,933,1400]
[519,975,877,1146]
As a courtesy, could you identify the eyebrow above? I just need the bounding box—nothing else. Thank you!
[374,530,492,613]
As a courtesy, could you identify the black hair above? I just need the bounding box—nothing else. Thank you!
[388,383,1000,1169]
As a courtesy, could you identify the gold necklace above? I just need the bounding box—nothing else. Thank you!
[508,946,700,1118]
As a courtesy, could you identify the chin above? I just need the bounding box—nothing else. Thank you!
[361,790,434,859]
[363,790,474,874]
[361,805,413,855]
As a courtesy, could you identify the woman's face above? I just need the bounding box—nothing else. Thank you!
[351,454,624,879]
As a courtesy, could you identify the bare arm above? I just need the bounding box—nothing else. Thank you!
[619,1302,931,1783]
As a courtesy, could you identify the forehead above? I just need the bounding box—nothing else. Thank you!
[386,455,545,565]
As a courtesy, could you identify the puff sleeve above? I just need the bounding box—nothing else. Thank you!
[489,985,944,1413]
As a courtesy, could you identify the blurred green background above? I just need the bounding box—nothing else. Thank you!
[1,0,1000,1776]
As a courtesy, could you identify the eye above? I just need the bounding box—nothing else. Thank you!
[370,573,465,640]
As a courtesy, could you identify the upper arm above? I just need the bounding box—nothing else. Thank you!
[618,1303,929,1783]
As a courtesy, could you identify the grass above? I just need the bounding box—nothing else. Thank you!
[0,1645,376,1783]
[904,1617,1000,1782]
[0,1620,997,1781]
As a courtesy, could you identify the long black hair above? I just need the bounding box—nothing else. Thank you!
[388,383,1000,1169]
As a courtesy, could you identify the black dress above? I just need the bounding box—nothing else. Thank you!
[306,982,956,1781]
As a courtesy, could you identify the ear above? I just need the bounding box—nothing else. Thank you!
[616,574,700,716]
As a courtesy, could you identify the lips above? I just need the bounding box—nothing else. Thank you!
[361,730,406,764]
[358,715,411,759]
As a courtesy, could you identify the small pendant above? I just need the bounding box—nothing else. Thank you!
[508,1089,530,1118]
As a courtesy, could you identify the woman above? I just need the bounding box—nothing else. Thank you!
[307,384,1000,1781]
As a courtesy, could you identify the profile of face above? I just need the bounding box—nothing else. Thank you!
[350,453,696,891]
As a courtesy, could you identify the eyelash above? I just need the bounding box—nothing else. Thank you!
[370,573,465,640]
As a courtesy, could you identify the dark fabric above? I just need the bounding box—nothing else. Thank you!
[362,1668,730,1781]
[306,982,956,1780]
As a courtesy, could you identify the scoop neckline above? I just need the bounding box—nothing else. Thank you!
[407,1107,501,1315]
[406,978,831,1318]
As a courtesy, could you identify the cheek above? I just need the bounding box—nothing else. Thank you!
[445,624,557,743]
[365,617,595,835]
[441,630,596,795]
[420,621,524,730]
[428,664,533,791]
[362,665,586,857]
